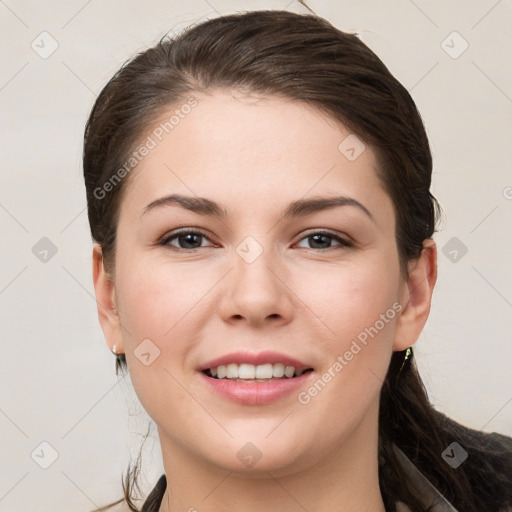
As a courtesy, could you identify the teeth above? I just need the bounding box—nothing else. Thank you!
[226,363,238,379]
[239,363,255,379]
[207,363,308,380]
[273,363,285,377]
[284,366,295,378]
[255,363,273,379]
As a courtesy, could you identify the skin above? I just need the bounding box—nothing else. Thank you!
[92,89,437,512]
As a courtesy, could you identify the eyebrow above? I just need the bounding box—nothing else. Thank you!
[141,193,374,222]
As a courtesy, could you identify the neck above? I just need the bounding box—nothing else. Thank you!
[158,403,386,512]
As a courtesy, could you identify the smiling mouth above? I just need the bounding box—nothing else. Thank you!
[203,363,314,382]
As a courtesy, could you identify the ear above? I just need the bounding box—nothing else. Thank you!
[92,243,124,354]
[393,239,437,351]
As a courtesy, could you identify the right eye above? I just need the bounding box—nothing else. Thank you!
[160,228,217,251]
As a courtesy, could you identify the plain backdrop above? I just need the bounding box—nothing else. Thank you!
[0,0,511,510]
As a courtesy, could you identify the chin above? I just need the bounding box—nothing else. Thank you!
[200,425,314,475]
[212,446,305,477]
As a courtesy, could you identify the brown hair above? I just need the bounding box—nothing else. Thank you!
[83,9,512,512]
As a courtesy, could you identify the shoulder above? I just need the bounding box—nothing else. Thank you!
[434,410,512,507]
[395,411,512,511]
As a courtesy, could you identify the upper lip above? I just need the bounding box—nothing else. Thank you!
[198,351,313,371]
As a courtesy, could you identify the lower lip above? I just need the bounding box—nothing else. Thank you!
[198,371,313,405]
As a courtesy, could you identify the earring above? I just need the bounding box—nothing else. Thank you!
[399,347,412,373]
[112,344,117,354]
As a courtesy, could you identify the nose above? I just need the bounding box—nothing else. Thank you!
[216,241,295,329]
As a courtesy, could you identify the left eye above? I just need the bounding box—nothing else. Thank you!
[295,232,352,250]
[160,229,352,251]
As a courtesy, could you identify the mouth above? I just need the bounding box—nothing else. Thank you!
[203,363,314,382]
[197,351,315,405]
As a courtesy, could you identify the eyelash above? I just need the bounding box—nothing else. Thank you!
[159,228,353,252]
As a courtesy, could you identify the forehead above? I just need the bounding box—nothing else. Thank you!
[119,89,392,224]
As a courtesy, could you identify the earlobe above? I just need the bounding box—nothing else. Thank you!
[393,239,437,352]
[92,243,124,354]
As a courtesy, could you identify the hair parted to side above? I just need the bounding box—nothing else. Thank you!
[83,9,512,512]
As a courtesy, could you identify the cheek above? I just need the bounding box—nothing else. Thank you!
[305,251,401,392]
[311,256,400,339]
[290,262,400,463]
[113,260,200,425]
[112,255,222,411]
[295,272,398,444]
[115,256,208,343]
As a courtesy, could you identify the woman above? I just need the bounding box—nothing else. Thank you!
[83,9,512,512]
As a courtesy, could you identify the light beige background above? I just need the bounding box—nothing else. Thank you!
[0,0,511,510]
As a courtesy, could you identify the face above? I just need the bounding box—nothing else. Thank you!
[94,89,428,478]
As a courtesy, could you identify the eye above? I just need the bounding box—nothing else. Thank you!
[295,231,353,250]
[159,228,353,252]
[160,228,216,251]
